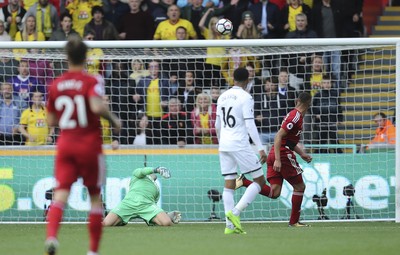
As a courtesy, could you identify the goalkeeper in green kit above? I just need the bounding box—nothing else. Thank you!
[103,166,181,226]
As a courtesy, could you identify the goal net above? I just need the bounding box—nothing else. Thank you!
[0,39,398,223]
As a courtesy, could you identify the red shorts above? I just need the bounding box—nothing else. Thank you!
[267,146,303,185]
[55,143,105,195]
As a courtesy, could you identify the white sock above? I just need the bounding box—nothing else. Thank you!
[234,182,261,214]
[87,252,99,255]
[223,187,235,229]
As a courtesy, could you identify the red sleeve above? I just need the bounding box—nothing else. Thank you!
[88,75,105,98]
[47,84,56,113]
[281,110,301,133]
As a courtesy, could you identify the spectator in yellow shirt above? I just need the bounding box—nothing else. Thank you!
[198,11,229,87]
[24,0,59,40]
[19,90,54,145]
[0,0,26,40]
[14,15,46,60]
[84,29,104,75]
[100,95,119,150]
[282,0,312,35]
[23,0,37,11]
[221,47,260,86]
[15,14,46,41]
[153,4,197,40]
[66,0,102,37]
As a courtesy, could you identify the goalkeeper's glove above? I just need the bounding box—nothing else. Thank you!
[167,211,182,224]
[154,166,171,179]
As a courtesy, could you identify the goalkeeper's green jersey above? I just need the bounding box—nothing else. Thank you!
[123,167,160,203]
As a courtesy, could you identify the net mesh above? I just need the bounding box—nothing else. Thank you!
[0,42,396,222]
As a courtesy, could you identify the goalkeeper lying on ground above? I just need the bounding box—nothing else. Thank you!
[103,166,181,226]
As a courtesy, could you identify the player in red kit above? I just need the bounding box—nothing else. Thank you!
[44,36,121,255]
[235,92,313,227]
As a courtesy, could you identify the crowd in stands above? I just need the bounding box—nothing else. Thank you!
[0,0,365,42]
[0,0,396,152]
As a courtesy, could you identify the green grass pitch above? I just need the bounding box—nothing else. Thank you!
[1,222,399,255]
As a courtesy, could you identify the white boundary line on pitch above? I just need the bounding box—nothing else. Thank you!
[0,218,395,224]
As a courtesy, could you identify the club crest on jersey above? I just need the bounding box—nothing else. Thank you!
[286,123,293,130]
[94,84,105,96]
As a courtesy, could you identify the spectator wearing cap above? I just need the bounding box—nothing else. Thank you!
[23,0,59,40]
[83,5,119,40]
[236,10,261,39]
[248,0,281,38]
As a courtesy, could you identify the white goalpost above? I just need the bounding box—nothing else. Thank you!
[0,38,398,223]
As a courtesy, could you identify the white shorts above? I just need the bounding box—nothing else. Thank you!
[219,150,263,180]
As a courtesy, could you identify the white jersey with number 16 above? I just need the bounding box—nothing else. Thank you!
[216,86,255,152]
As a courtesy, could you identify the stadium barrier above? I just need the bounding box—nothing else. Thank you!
[0,145,395,222]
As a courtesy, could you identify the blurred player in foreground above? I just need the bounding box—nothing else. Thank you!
[103,166,181,226]
[44,36,121,255]
[215,67,267,235]
[236,92,313,227]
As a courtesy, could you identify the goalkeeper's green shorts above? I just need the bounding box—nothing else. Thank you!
[111,199,164,225]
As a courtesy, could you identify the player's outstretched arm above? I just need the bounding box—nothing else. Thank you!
[154,166,171,179]
[47,112,58,127]
[244,118,266,163]
[294,144,312,163]
[89,96,121,133]
[133,167,156,179]
[167,211,182,224]
[215,113,221,141]
[273,128,287,172]
[133,167,171,179]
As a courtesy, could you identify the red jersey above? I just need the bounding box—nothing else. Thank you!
[280,109,303,150]
[47,71,104,150]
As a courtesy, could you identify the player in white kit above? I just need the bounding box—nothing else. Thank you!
[215,67,267,234]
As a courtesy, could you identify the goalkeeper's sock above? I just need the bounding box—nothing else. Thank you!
[243,179,273,198]
[235,182,261,213]
[289,191,304,225]
[223,188,235,229]
[88,207,103,253]
[46,201,64,239]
